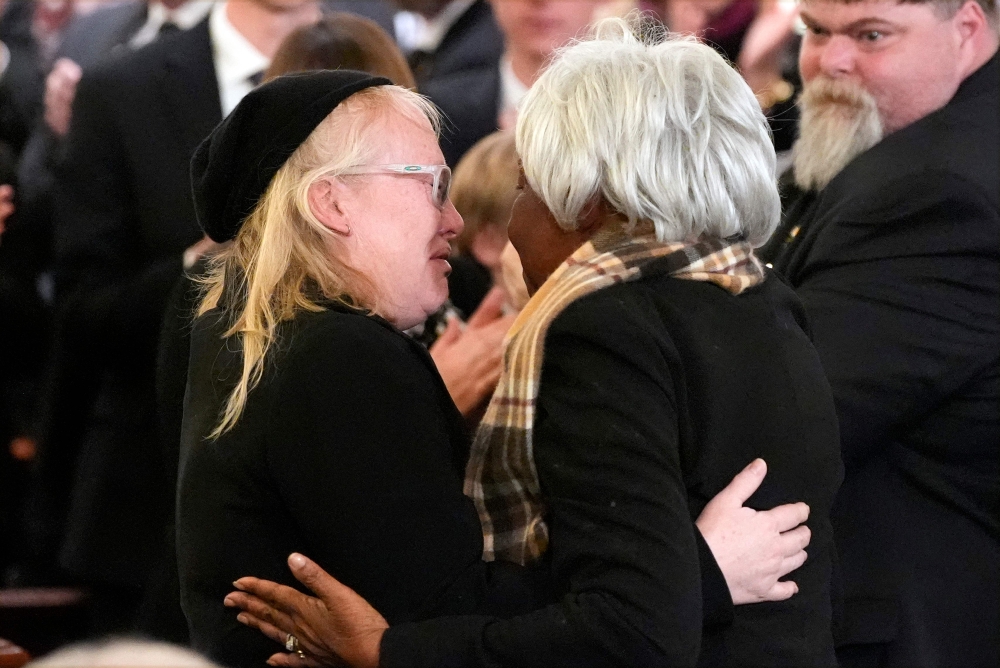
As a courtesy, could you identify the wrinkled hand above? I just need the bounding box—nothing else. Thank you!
[696,458,811,604]
[44,57,83,136]
[0,184,14,239]
[226,553,387,668]
[430,287,514,415]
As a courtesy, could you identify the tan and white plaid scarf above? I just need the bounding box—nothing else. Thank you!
[464,222,766,564]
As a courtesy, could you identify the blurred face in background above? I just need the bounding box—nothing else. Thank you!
[490,0,602,63]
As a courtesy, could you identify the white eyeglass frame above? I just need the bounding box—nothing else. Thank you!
[339,164,452,207]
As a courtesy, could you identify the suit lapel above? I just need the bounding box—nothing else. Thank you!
[159,18,223,160]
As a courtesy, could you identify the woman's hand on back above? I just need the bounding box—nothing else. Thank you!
[696,459,811,605]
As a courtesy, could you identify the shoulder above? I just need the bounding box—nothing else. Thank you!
[60,2,145,55]
[81,18,208,90]
[269,306,440,404]
[824,69,998,223]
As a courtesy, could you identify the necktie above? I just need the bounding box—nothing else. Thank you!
[158,21,180,37]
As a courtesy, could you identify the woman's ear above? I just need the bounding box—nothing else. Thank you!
[308,177,352,236]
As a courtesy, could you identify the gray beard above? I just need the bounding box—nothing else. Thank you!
[792,77,884,192]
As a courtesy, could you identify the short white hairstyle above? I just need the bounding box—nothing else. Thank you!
[516,15,780,247]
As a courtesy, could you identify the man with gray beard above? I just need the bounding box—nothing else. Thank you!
[760,1,998,666]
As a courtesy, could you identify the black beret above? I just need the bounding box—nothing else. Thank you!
[191,70,391,243]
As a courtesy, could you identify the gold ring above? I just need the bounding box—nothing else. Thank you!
[297,650,307,660]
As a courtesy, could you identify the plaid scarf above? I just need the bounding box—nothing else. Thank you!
[464,222,766,564]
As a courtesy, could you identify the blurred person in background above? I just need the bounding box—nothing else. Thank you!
[424,0,611,167]
[393,0,504,86]
[448,130,518,314]
[656,0,802,152]
[36,0,321,639]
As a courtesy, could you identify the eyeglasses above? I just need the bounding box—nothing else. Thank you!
[340,164,452,208]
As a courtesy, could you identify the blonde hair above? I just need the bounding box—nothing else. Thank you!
[197,85,440,438]
[452,131,519,256]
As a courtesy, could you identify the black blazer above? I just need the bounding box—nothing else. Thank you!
[767,54,1000,666]
[408,0,504,88]
[47,19,220,589]
[381,270,844,667]
[422,64,500,168]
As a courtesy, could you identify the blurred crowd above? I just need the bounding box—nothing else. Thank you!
[0,0,996,665]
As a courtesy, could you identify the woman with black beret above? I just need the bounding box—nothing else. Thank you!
[178,68,817,667]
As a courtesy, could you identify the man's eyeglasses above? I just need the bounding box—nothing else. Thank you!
[341,164,452,208]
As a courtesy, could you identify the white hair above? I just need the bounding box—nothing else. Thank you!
[515,15,781,247]
[27,639,221,667]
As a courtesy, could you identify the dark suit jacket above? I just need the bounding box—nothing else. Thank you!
[766,53,1000,667]
[382,269,844,667]
[408,0,504,87]
[422,64,499,167]
[49,19,220,589]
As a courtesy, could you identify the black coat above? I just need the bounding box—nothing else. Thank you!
[408,0,504,88]
[177,304,552,667]
[422,64,500,168]
[766,54,1000,667]
[381,269,844,667]
[47,19,220,589]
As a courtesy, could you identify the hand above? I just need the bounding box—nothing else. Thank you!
[44,57,83,136]
[226,553,388,668]
[430,287,515,415]
[0,183,14,239]
[737,0,799,99]
[696,458,811,604]
[183,234,229,269]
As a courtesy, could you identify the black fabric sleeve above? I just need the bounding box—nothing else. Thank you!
[795,172,1000,469]
[382,296,705,668]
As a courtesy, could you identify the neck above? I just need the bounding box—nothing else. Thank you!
[224,1,319,58]
[158,0,188,11]
[507,48,546,88]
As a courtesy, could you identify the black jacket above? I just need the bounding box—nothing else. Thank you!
[767,53,1000,666]
[47,19,220,589]
[381,269,844,667]
[422,64,500,168]
[177,304,551,667]
[408,0,504,88]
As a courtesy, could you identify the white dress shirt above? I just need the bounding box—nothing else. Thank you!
[129,0,214,49]
[209,2,270,117]
[394,0,475,54]
[498,56,529,130]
